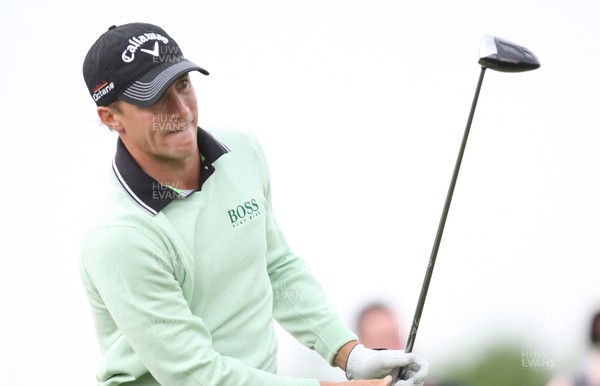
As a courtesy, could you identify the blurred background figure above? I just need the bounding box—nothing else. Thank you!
[547,310,600,386]
[276,302,408,382]
[278,300,468,385]
[356,303,404,350]
[355,303,449,386]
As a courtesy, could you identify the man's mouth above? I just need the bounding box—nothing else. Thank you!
[164,122,190,134]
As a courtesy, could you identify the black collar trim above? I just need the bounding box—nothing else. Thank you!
[112,127,230,215]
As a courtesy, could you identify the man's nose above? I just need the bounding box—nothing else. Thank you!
[164,90,190,117]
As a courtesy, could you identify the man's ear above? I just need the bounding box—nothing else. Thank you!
[97,105,124,132]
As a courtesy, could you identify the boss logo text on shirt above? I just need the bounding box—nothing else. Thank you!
[228,199,262,228]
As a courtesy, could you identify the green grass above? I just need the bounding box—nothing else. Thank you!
[433,343,552,386]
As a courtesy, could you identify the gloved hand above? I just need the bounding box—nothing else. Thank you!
[345,344,429,386]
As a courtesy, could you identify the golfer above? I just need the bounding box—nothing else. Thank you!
[80,22,429,386]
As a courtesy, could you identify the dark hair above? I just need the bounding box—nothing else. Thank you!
[591,311,600,344]
[108,99,123,113]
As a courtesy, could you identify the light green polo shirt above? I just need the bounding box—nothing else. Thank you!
[80,127,356,385]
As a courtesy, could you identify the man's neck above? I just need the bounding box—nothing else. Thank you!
[149,154,201,191]
[126,145,201,191]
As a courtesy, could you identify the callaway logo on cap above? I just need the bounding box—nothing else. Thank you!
[83,22,209,107]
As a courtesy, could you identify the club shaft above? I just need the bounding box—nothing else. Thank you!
[402,67,487,362]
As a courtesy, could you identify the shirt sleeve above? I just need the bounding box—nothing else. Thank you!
[243,132,358,365]
[81,225,319,386]
[264,209,358,365]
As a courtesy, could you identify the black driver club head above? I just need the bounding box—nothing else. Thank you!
[479,35,540,72]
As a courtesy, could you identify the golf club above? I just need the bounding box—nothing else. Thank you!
[398,35,540,380]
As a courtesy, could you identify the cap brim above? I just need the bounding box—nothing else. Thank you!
[119,60,208,107]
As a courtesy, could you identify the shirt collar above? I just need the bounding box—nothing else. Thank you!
[112,127,230,216]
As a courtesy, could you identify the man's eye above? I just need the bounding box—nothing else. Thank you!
[178,79,190,89]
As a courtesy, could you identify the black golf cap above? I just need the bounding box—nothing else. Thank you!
[83,23,209,107]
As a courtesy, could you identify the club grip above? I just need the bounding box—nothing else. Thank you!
[397,366,411,382]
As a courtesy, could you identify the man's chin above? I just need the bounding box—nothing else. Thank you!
[165,128,197,154]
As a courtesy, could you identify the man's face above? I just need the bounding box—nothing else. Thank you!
[108,73,199,164]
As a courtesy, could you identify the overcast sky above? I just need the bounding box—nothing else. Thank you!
[1,0,599,384]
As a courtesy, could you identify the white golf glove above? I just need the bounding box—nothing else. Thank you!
[345,344,429,386]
